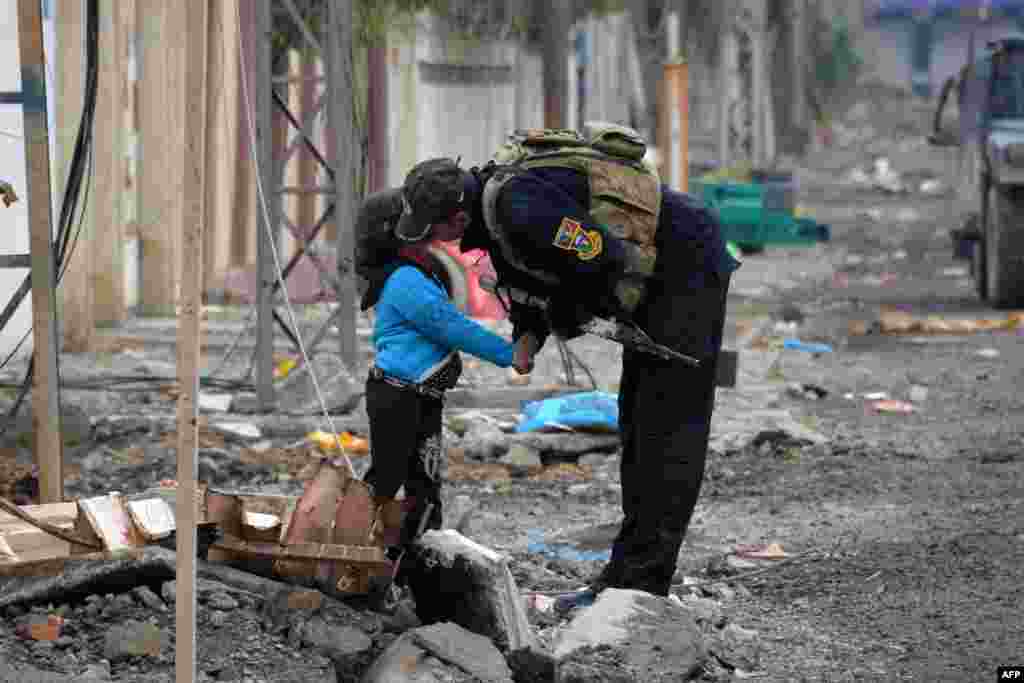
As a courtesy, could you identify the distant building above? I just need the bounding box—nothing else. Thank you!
[869,0,1024,96]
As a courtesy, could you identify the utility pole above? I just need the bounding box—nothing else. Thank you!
[17,0,64,504]
[541,0,573,128]
[327,0,358,371]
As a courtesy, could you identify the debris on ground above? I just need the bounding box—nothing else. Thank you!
[782,339,833,354]
[851,309,1024,336]
[870,399,917,415]
[306,430,370,455]
[786,383,829,401]
[734,543,788,561]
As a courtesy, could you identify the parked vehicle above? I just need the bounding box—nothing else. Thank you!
[933,37,1024,308]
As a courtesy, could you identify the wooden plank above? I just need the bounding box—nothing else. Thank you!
[214,534,388,565]
[54,0,95,351]
[177,2,210,680]
[91,0,127,325]
[17,0,64,504]
[2,529,69,563]
[78,494,143,553]
[0,502,78,532]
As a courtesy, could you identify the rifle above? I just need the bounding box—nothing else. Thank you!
[478,276,701,367]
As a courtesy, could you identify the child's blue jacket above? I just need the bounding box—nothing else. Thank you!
[373,264,514,383]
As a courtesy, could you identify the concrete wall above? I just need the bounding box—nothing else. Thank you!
[386,11,647,186]
[387,15,545,186]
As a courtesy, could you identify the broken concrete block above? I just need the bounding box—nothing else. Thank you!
[409,530,537,653]
[499,444,543,473]
[675,594,725,629]
[299,616,373,661]
[505,432,620,458]
[713,623,761,671]
[552,589,705,681]
[412,622,515,682]
[461,421,508,460]
[558,646,637,683]
[360,632,477,683]
[361,622,513,683]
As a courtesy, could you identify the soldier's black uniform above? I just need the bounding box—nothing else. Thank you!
[455,165,741,596]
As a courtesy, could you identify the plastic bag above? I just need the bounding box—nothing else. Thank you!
[515,391,619,434]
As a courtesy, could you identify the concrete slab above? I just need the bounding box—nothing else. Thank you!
[552,588,705,681]
[409,530,538,654]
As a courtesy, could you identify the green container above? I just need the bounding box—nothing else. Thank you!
[691,173,827,248]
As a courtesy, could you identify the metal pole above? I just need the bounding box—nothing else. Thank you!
[17,0,64,504]
[327,0,358,371]
[255,0,276,410]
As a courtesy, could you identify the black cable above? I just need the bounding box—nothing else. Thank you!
[0,0,99,438]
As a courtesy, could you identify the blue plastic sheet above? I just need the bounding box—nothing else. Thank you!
[515,391,619,434]
[526,530,612,563]
[783,339,833,354]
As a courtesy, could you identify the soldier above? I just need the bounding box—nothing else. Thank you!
[393,125,741,601]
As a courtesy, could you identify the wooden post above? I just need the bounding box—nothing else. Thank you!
[327,0,358,371]
[55,0,94,351]
[137,2,181,316]
[176,0,209,680]
[666,63,690,193]
[91,0,127,326]
[17,0,64,505]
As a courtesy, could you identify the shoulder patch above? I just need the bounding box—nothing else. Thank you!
[553,217,582,250]
[553,217,603,261]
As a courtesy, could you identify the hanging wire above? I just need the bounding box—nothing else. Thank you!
[235,0,356,475]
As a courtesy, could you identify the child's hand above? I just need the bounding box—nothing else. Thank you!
[513,333,538,375]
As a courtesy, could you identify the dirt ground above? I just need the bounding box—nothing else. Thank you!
[1,92,1022,682]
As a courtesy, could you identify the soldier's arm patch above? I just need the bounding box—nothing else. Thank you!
[553,217,603,261]
[553,217,581,250]
[574,229,603,261]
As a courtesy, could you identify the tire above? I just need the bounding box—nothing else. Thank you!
[984,185,1024,309]
[972,238,987,300]
[426,246,469,313]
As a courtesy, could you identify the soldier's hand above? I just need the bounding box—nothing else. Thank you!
[513,333,539,374]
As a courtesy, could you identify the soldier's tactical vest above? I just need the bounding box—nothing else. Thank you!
[481,123,662,314]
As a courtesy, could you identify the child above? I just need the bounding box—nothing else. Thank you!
[361,159,531,550]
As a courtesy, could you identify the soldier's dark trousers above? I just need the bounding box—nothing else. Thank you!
[599,189,732,596]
